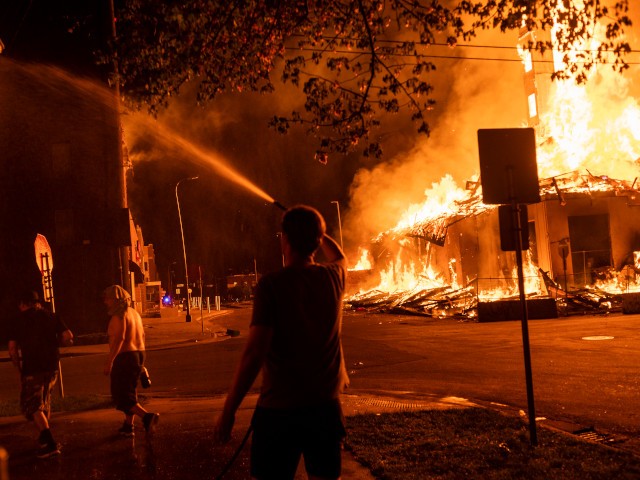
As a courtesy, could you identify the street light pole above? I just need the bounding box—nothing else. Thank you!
[176,176,199,322]
[331,201,344,250]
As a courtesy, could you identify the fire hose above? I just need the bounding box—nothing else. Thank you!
[272,200,287,211]
[215,197,284,479]
[214,425,253,480]
[215,198,284,479]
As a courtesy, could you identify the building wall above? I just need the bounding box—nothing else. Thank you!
[540,194,640,287]
[0,62,127,336]
[429,193,640,294]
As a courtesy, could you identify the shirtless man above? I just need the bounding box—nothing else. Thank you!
[102,285,159,436]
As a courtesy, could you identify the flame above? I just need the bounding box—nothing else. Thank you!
[591,251,640,294]
[535,19,640,181]
[377,256,450,293]
[388,175,468,236]
[536,70,640,180]
[350,247,372,271]
[477,252,544,301]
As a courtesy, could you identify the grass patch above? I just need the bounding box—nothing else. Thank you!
[345,408,640,479]
[0,395,113,418]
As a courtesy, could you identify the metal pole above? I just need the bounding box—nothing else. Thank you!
[508,168,537,447]
[199,265,204,334]
[42,253,64,399]
[175,176,199,322]
[331,201,344,250]
[108,0,131,293]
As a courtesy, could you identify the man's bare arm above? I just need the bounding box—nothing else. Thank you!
[318,234,346,267]
[214,325,272,442]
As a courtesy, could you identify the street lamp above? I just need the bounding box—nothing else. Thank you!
[330,201,344,250]
[176,176,199,322]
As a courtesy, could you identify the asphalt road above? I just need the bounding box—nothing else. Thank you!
[2,308,639,440]
[340,310,640,438]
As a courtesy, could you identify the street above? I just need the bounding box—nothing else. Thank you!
[2,307,639,438]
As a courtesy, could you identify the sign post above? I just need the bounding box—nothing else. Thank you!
[478,128,540,446]
[34,234,64,398]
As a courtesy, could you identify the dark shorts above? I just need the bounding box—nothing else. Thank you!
[110,351,144,413]
[250,399,346,480]
[20,371,58,421]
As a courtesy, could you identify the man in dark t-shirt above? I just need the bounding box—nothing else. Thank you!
[215,205,349,480]
[8,290,73,459]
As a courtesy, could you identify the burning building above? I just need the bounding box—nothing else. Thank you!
[347,21,640,319]
[347,171,640,318]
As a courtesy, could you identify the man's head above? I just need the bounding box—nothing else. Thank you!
[282,205,326,257]
[102,285,131,316]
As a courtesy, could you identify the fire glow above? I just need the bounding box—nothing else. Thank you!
[347,18,640,316]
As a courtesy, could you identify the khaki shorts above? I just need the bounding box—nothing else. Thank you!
[20,371,58,420]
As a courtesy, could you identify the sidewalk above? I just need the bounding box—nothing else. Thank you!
[136,306,235,350]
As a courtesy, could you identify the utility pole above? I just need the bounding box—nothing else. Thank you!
[176,176,199,322]
[107,0,130,292]
[199,265,204,334]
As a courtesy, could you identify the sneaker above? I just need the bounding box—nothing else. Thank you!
[37,443,61,459]
[143,413,159,435]
[118,422,135,437]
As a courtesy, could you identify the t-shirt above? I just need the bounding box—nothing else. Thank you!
[251,261,349,409]
[8,307,68,375]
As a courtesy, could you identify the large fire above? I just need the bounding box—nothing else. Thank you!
[347,17,640,317]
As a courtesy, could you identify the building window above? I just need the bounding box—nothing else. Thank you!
[568,214,612,286]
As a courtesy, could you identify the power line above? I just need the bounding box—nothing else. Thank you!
[289,34,640,55]
[290,46,640,66]
[374,39,640,55]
